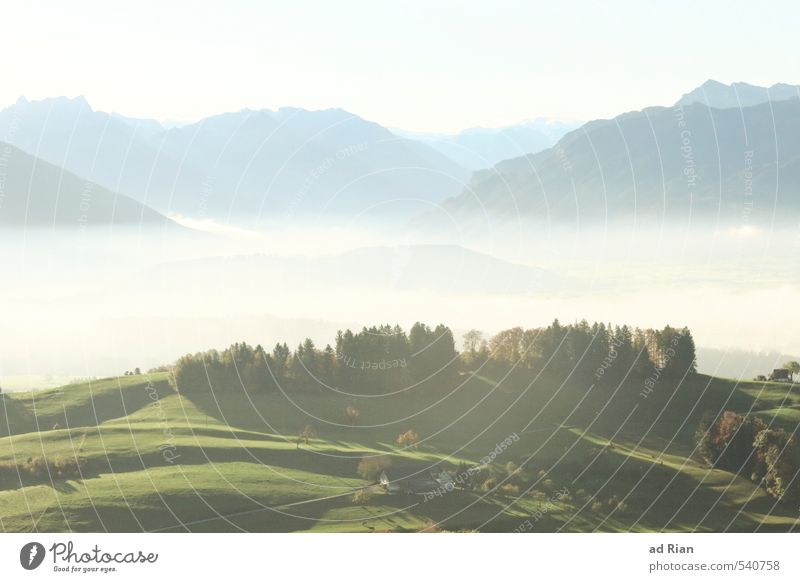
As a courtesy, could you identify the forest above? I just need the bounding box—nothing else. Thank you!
[170,319,698,395]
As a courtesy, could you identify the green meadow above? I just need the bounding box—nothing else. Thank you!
[1,368,798,533]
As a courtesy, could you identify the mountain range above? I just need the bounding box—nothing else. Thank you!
[2,81,799,229]
[439,81,800,226]
[0,97,468,222]
[677,79,800,109]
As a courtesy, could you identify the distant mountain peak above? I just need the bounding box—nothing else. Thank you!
[49,95,92,108]
[7,94,93,113]
[677,80,800,109]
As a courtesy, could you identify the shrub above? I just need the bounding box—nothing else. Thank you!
[396,429,420,449]
[352,488,373,504]
[695,411,800,502]
[530,489,547,501]
[296,424,317,448]
[51,457,79,479]
[481,476,498,493]
[499,483,520,496]
[695,411,765,473]
[0,456,85,489]
[753,428,800,502]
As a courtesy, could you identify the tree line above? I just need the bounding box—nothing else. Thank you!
[169,319,696,395]
[170,322,459,395]
[463,320,696,385]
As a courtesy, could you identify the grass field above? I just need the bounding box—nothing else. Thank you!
[0,370,798,532]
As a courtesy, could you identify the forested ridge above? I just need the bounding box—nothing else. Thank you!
[170,319,697,395]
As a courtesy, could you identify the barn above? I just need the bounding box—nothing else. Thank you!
[769,368,791,382]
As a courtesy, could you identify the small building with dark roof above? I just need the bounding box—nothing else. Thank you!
[769,368,791,382]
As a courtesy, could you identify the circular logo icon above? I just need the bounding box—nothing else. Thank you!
[20,542,46,570]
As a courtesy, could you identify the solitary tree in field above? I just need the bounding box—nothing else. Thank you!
[345,405,360,426]
[783,361,800,382]
[296,424,317,449]
[396,429,420,449]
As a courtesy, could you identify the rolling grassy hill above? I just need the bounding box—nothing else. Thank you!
[0,370,798,532]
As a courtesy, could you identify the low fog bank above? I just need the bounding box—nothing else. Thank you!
[0,222,797,384]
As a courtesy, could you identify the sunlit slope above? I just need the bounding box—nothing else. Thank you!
[0,372,797,532]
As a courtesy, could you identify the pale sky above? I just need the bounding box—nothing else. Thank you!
[3,0,798,132]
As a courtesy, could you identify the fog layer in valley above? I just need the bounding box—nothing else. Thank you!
[1,221,797,388]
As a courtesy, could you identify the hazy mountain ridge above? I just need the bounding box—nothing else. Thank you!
[6,83,800,229]
[155,107,468,219]
[438,92,800,226]
[0,96,198,215]
[0,97,469,221]
[0,140,172,227]
[149,243,559,294]
[677,79,800,109]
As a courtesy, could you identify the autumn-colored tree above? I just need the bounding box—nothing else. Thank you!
[697,411,800,502]
[489,327,526,364]
[695,411,765,473]
[753,428,800,501]
[396,429,420,449]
